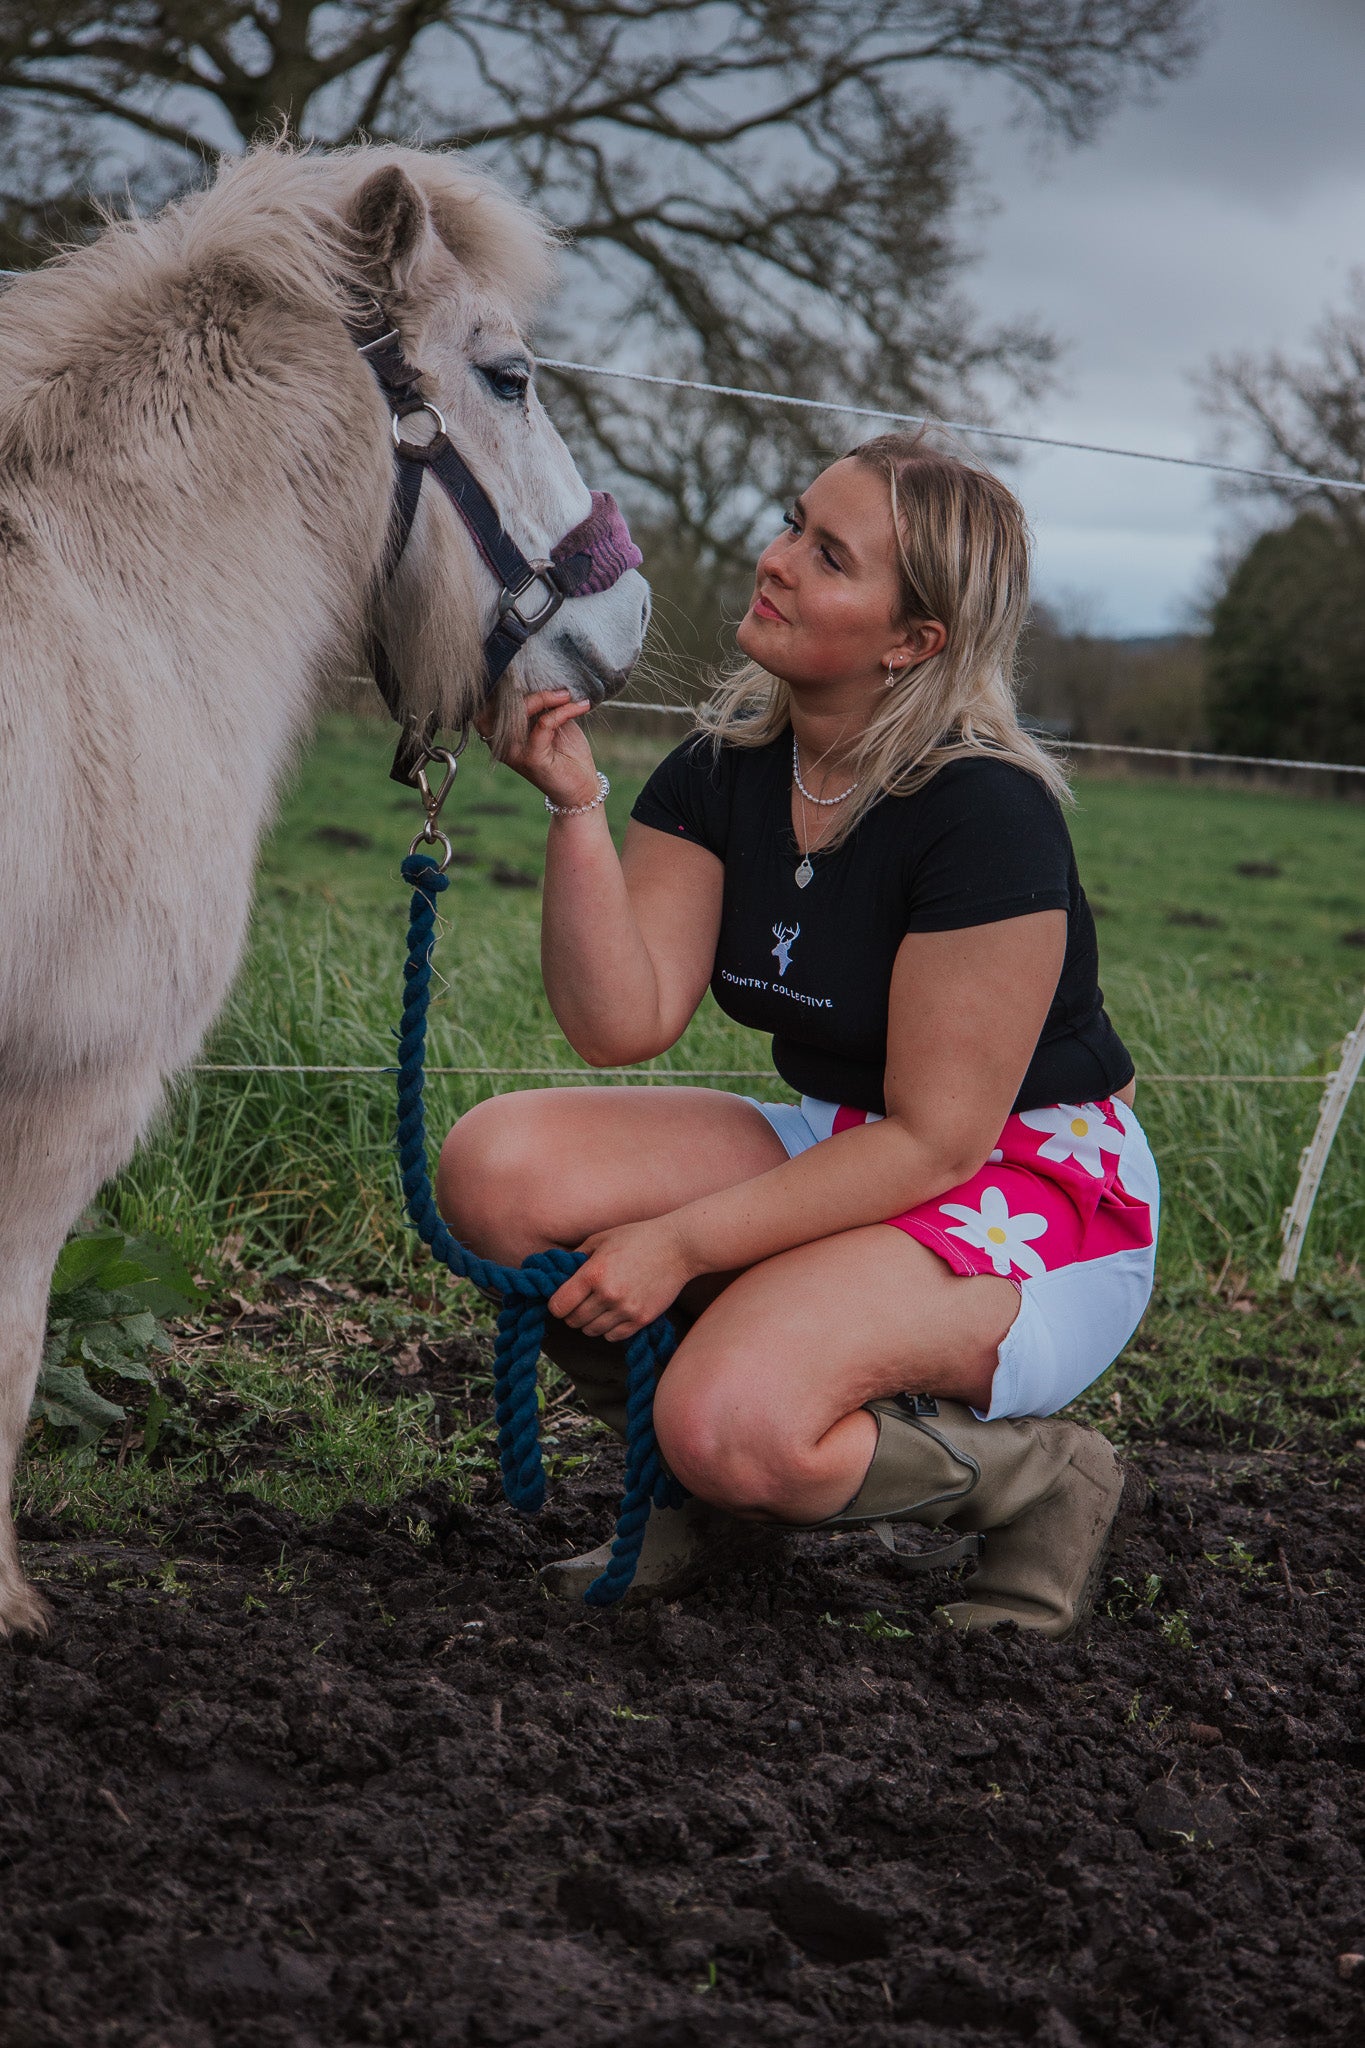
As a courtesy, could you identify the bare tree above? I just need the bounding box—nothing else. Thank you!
[1199,273,1365,557]
[0,2,1204,561]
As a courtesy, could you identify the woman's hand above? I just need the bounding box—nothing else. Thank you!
[483,687,600,811]
[547,1216,698,1342]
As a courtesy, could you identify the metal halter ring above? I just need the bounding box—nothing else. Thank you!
[392,401,447,453]
[408,826,454,872]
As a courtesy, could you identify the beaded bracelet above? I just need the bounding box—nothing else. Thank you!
[544,771,611,818]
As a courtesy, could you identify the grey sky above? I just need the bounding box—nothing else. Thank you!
[943,0,1365,634]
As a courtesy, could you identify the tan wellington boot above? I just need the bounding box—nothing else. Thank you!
[537,1325,790,1600]
[539,1322,631,1438]
[540,1494,789,1602]
[814,1394,1129,1640]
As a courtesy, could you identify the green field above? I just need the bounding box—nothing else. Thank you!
[18,710,1358,1531]
[109,713,1364,1285]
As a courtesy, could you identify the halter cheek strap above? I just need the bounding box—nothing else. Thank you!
[348,303,642,784]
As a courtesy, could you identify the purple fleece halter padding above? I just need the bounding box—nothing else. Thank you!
[550,491,643,597]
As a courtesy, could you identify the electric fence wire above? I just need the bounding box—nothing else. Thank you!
[193,1065,1327,1084]
[597,701,1365,777]
[540,356,1365,497]
[3,263,1362,496]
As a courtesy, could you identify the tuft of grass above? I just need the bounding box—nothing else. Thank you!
[18,1286,501,1536]
[852,1610,916,1641]
[1071,1275,1365,1445]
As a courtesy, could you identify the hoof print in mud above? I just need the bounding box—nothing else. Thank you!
[761,1864,897,1963]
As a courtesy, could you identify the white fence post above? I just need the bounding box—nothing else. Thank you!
[1279,992,1365,1283]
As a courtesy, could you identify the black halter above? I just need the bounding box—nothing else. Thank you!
[349,303,641,783]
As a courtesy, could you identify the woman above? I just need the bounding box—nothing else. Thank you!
[438,434,1159,1639]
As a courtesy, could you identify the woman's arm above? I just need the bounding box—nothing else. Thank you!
[492,691,723,1066]
[550,909,1067,1338]
[542,815,723,1064]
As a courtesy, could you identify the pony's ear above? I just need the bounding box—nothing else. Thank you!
[347,165,431,298]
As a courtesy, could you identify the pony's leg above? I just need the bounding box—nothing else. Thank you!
[0,1069,163,1636]
[0,1249,60,1636]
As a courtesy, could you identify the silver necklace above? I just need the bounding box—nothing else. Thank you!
[791,735,858,888]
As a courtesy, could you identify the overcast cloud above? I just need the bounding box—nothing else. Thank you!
[937,0,1365,634]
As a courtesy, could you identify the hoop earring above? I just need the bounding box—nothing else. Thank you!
[884,660,904,688]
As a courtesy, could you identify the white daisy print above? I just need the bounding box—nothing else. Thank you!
[938,1184,1049,1279]
[1018,1102,1123,1180]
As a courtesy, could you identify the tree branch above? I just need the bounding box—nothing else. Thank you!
[1,76,216,158]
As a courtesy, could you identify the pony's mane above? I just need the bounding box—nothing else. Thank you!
[0,142,558,440]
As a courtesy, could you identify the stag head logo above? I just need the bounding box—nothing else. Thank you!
[771,922,801,978]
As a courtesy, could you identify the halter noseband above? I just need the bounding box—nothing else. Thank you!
[348,303,642,783]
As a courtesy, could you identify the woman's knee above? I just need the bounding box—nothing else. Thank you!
[652,1364,818,1517]
[436,1094,551,1262]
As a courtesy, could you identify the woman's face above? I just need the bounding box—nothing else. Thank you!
[736,458,942,694]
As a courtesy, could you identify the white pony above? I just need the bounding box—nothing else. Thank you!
[0,143,650,1635]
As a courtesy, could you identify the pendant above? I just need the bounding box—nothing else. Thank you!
[794,855,814,889]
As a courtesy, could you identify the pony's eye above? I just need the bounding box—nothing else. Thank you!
[478,363,530,404]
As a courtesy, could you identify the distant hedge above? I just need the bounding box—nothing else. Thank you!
[1208,512,1365,764]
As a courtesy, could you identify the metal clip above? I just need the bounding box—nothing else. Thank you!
[406,743,464,872]
[414,747,461,824]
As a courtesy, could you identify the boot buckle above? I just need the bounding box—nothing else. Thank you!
[892,1392,940,1418]
[871,1524,985,1572]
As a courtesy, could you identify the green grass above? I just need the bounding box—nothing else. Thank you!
[19,1259,1362,1543]
[19,1281,505,1532]
[1070,774,1363,1051]
[106,713,1364,1284]
[27,713,1361,1535]
[1071,1274,1365,1445]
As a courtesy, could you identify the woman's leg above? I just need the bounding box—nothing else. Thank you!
[652,1230,1130,1642]
[436,1086,790,1440]
[435,1085,789,1265]
[437,1087,1015,1506]
[652,1226,1021,1524]
[438,1086,801,1600]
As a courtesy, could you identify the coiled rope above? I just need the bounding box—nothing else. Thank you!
[395,852,684,1604]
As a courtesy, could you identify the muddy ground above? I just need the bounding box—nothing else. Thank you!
[1,1390,1362,2048]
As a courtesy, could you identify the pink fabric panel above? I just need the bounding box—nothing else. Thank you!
[834,1099,1155,1283]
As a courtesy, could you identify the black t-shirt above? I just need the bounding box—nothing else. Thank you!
[630,731,1134,1115]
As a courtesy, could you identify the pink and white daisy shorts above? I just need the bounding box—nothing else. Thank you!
[744,1093,1160,1422]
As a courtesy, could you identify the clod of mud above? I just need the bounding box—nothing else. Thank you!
[1,1431,1361,2047]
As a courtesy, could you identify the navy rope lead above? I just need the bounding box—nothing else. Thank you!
[396,853,684,1604]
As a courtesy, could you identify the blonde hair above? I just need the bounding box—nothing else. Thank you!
[695,432,1068,844]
